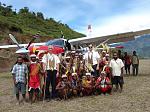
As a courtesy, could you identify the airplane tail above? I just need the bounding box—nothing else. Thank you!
[105,43,110,53]
[96,38,110,48]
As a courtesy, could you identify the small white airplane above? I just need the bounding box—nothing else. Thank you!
[1,29,147,54]
[0,34,111,54]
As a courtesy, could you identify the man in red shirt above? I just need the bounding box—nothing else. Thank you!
[28,54,42,103]
[124,52,131,75]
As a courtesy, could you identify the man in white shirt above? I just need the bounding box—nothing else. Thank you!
[83,44,100,77]
[109,52,124,92]
[42,46,60,100]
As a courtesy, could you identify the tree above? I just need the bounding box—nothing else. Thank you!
[65,24,70,28]
[32,12,36,16]
[19,7,29,14]
[0,5,13,16]
[2,3,6,7]
[7,5,12,10]
[36,12,44,19]
[49,18,55,21]
[5,5,13,16]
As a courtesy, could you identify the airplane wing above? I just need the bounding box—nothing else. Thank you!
[0,33,45,49]
[0,43,45,49]
[69,34,133,46]
[1,29,150,50]
[0,44,27,49]
[69,29,150,46]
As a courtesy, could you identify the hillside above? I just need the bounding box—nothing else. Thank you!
[0,3,85,44]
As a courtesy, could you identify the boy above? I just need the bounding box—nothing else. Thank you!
[81,73,93,96]
[71,73,81,97]
[56,75,71,100]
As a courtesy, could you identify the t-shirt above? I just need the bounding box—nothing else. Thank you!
[109,58,124,76]
[84,50,100,65]
[124,55,131,65]
[42,53,60,70]
[132,55,139,64]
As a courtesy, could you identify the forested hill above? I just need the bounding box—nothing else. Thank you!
[0,3,85,44]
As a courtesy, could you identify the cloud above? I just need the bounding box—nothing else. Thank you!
[95,14,150,36]
[2,0,150,37]
[78,13,150,37]
[77,0,150,37]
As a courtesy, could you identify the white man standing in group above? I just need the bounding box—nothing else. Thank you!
[109,52,124,92]
[42,46,60,101]
[83,44,100,77]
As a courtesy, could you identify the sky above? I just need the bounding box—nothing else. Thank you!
[1,0,150,37]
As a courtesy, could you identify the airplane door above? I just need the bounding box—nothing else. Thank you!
[65,40,71,51]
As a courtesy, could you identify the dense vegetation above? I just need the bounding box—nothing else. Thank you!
[0,2,85,43]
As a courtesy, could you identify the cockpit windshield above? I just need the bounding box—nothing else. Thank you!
[45,39,65,47]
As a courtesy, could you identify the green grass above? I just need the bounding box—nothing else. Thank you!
[0,74,11,79]
[0,4,85,41]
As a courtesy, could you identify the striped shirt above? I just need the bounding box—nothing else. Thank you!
[11,63,28,83]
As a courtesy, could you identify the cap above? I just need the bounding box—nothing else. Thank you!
[71,51,76,54]
[30,54,36,57]
[65,56,71,59]
[86,72,91,76]
[62,74,67,78]
[82,75,86,78]
[106,54,109,57]
[72,72,77,76]
[102,50,106,53]
[78,53,83,56]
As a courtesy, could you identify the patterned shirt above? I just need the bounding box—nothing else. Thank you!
[11,63,28,83]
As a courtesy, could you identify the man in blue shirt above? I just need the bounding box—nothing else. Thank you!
[12,56,28,104]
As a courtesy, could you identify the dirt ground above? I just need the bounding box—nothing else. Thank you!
[0,59,150,112]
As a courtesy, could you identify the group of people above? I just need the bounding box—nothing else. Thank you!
[123,51,139,76]
[11,44,139,105]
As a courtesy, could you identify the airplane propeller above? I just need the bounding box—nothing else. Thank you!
[26,32,40,49]
[9,34,21,49]
[9,33,40,54]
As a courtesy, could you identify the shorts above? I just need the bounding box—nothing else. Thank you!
[14,82,26,95]
[112,76,124,85]
[125,64,130,70]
